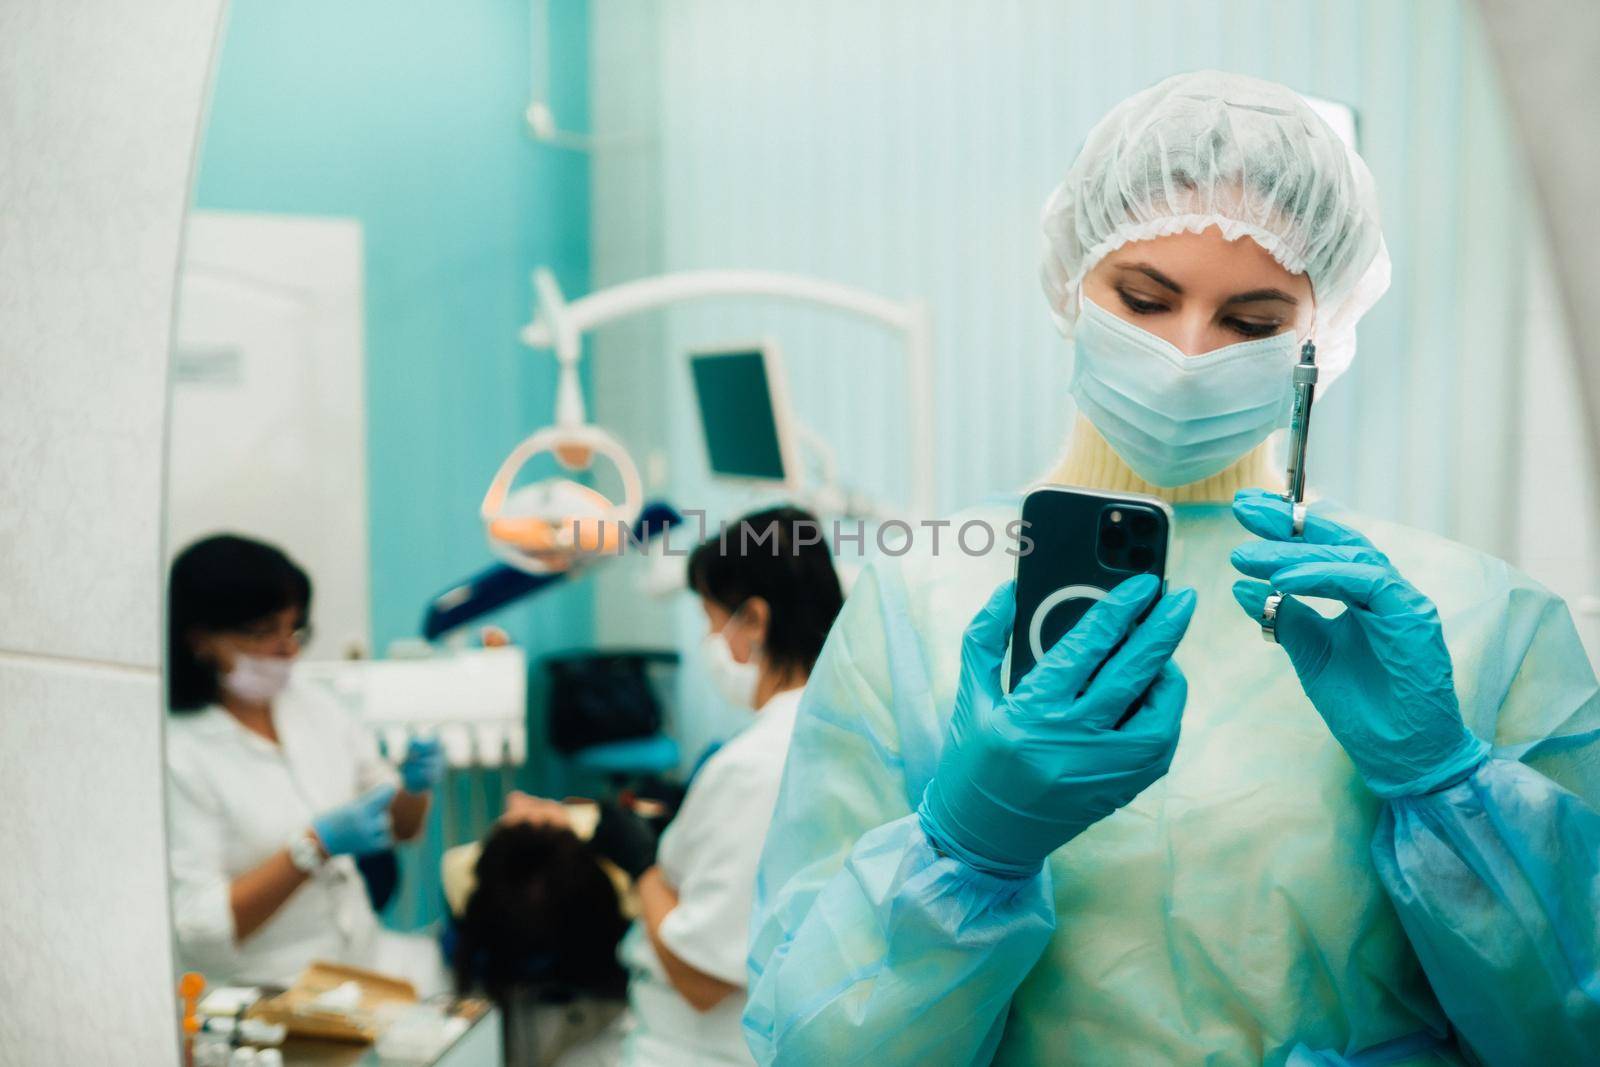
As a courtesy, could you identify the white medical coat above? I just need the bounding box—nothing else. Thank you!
[621,687,803,1066]
[166,682,441,990]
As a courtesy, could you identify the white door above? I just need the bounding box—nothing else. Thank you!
[168,211,370,660]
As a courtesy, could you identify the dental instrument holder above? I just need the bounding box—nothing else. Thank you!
[1262,339,1319,644]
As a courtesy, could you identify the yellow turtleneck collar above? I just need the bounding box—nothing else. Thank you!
[1042,418,1286,504]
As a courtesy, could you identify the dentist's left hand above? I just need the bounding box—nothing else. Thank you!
[399,736,446,794]
[1229,488,1489,798]
[312,784,398,857]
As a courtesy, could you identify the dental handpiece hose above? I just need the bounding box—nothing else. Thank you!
[1262,339,1318,644]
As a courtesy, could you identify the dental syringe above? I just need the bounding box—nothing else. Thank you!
[1261,338,1318,644]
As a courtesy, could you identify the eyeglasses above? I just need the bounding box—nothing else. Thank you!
[227,622,314,647]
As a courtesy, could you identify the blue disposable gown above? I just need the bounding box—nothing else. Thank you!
[744,501,1600,1065]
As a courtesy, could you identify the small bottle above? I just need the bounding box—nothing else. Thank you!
[191,1037,229,1067]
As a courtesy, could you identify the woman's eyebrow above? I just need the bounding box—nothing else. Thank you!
[1225,288,1298,306]
[1113,265,1297,306]
[1115,263,1183,294]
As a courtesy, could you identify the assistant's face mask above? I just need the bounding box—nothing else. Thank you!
[222,652,294,704]
[1070,296,1302,487]
[702,612,762,710]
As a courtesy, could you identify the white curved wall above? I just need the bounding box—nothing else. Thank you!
[0,2,224,1062]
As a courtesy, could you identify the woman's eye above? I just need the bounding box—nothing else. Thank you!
[1117,290,1168,315]
[1225,318,1282,338]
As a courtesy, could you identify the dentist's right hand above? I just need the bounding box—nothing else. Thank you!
[311,783,398,858]
[917,574,1196,878]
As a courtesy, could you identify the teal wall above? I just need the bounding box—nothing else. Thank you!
[195,0,593,658]
[194,0,592,929]
[589,0,1528,550]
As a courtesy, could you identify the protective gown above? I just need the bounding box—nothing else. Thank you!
[743,499,1600,1065]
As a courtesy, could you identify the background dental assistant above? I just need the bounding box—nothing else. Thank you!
[618,507,845,1067]
[165,534,449,992]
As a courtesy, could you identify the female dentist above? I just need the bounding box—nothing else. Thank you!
[744,72,1600,1065]
[165,534,448,992]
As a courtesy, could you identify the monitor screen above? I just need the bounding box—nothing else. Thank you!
[689,347,790,484]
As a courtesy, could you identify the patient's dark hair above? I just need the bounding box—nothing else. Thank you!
[167,534,311,712]
[452,823,630,1000]
[686,505,845,677]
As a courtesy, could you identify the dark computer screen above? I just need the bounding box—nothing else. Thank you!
[689,349,788,482]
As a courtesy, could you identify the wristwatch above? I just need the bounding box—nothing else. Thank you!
[287,829,327,875]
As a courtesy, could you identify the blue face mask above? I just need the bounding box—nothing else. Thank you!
[1070,296,1302,487]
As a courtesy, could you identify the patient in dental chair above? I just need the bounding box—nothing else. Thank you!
[444,792,660,1004]
[444,792,665,1065]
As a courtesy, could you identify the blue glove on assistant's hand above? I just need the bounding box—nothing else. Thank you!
[311,784,397,857]
[1229,489,1490,798]
[398,736,445,794]
[918,573,1196,878]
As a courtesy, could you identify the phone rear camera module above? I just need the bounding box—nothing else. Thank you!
[1098,505,1139,570]
[1097,502,1164,573]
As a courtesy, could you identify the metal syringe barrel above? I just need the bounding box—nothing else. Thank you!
[1284,341,1319,507]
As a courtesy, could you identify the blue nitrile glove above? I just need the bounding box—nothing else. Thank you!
[1229,489,1490,798]
[399,735,445,794]
[917,573,1196,878]
[311,784,397,857]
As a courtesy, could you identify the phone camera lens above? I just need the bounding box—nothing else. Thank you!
[1101,525,1129,550]
[1129,511,1156,538]
[1129,545,1155,570]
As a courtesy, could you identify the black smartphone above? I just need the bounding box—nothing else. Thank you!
[1007,486,1173,692]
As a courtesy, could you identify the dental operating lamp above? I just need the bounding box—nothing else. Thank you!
[515,266,938,521]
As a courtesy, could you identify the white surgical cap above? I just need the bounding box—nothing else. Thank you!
[1041,70,1391,385]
